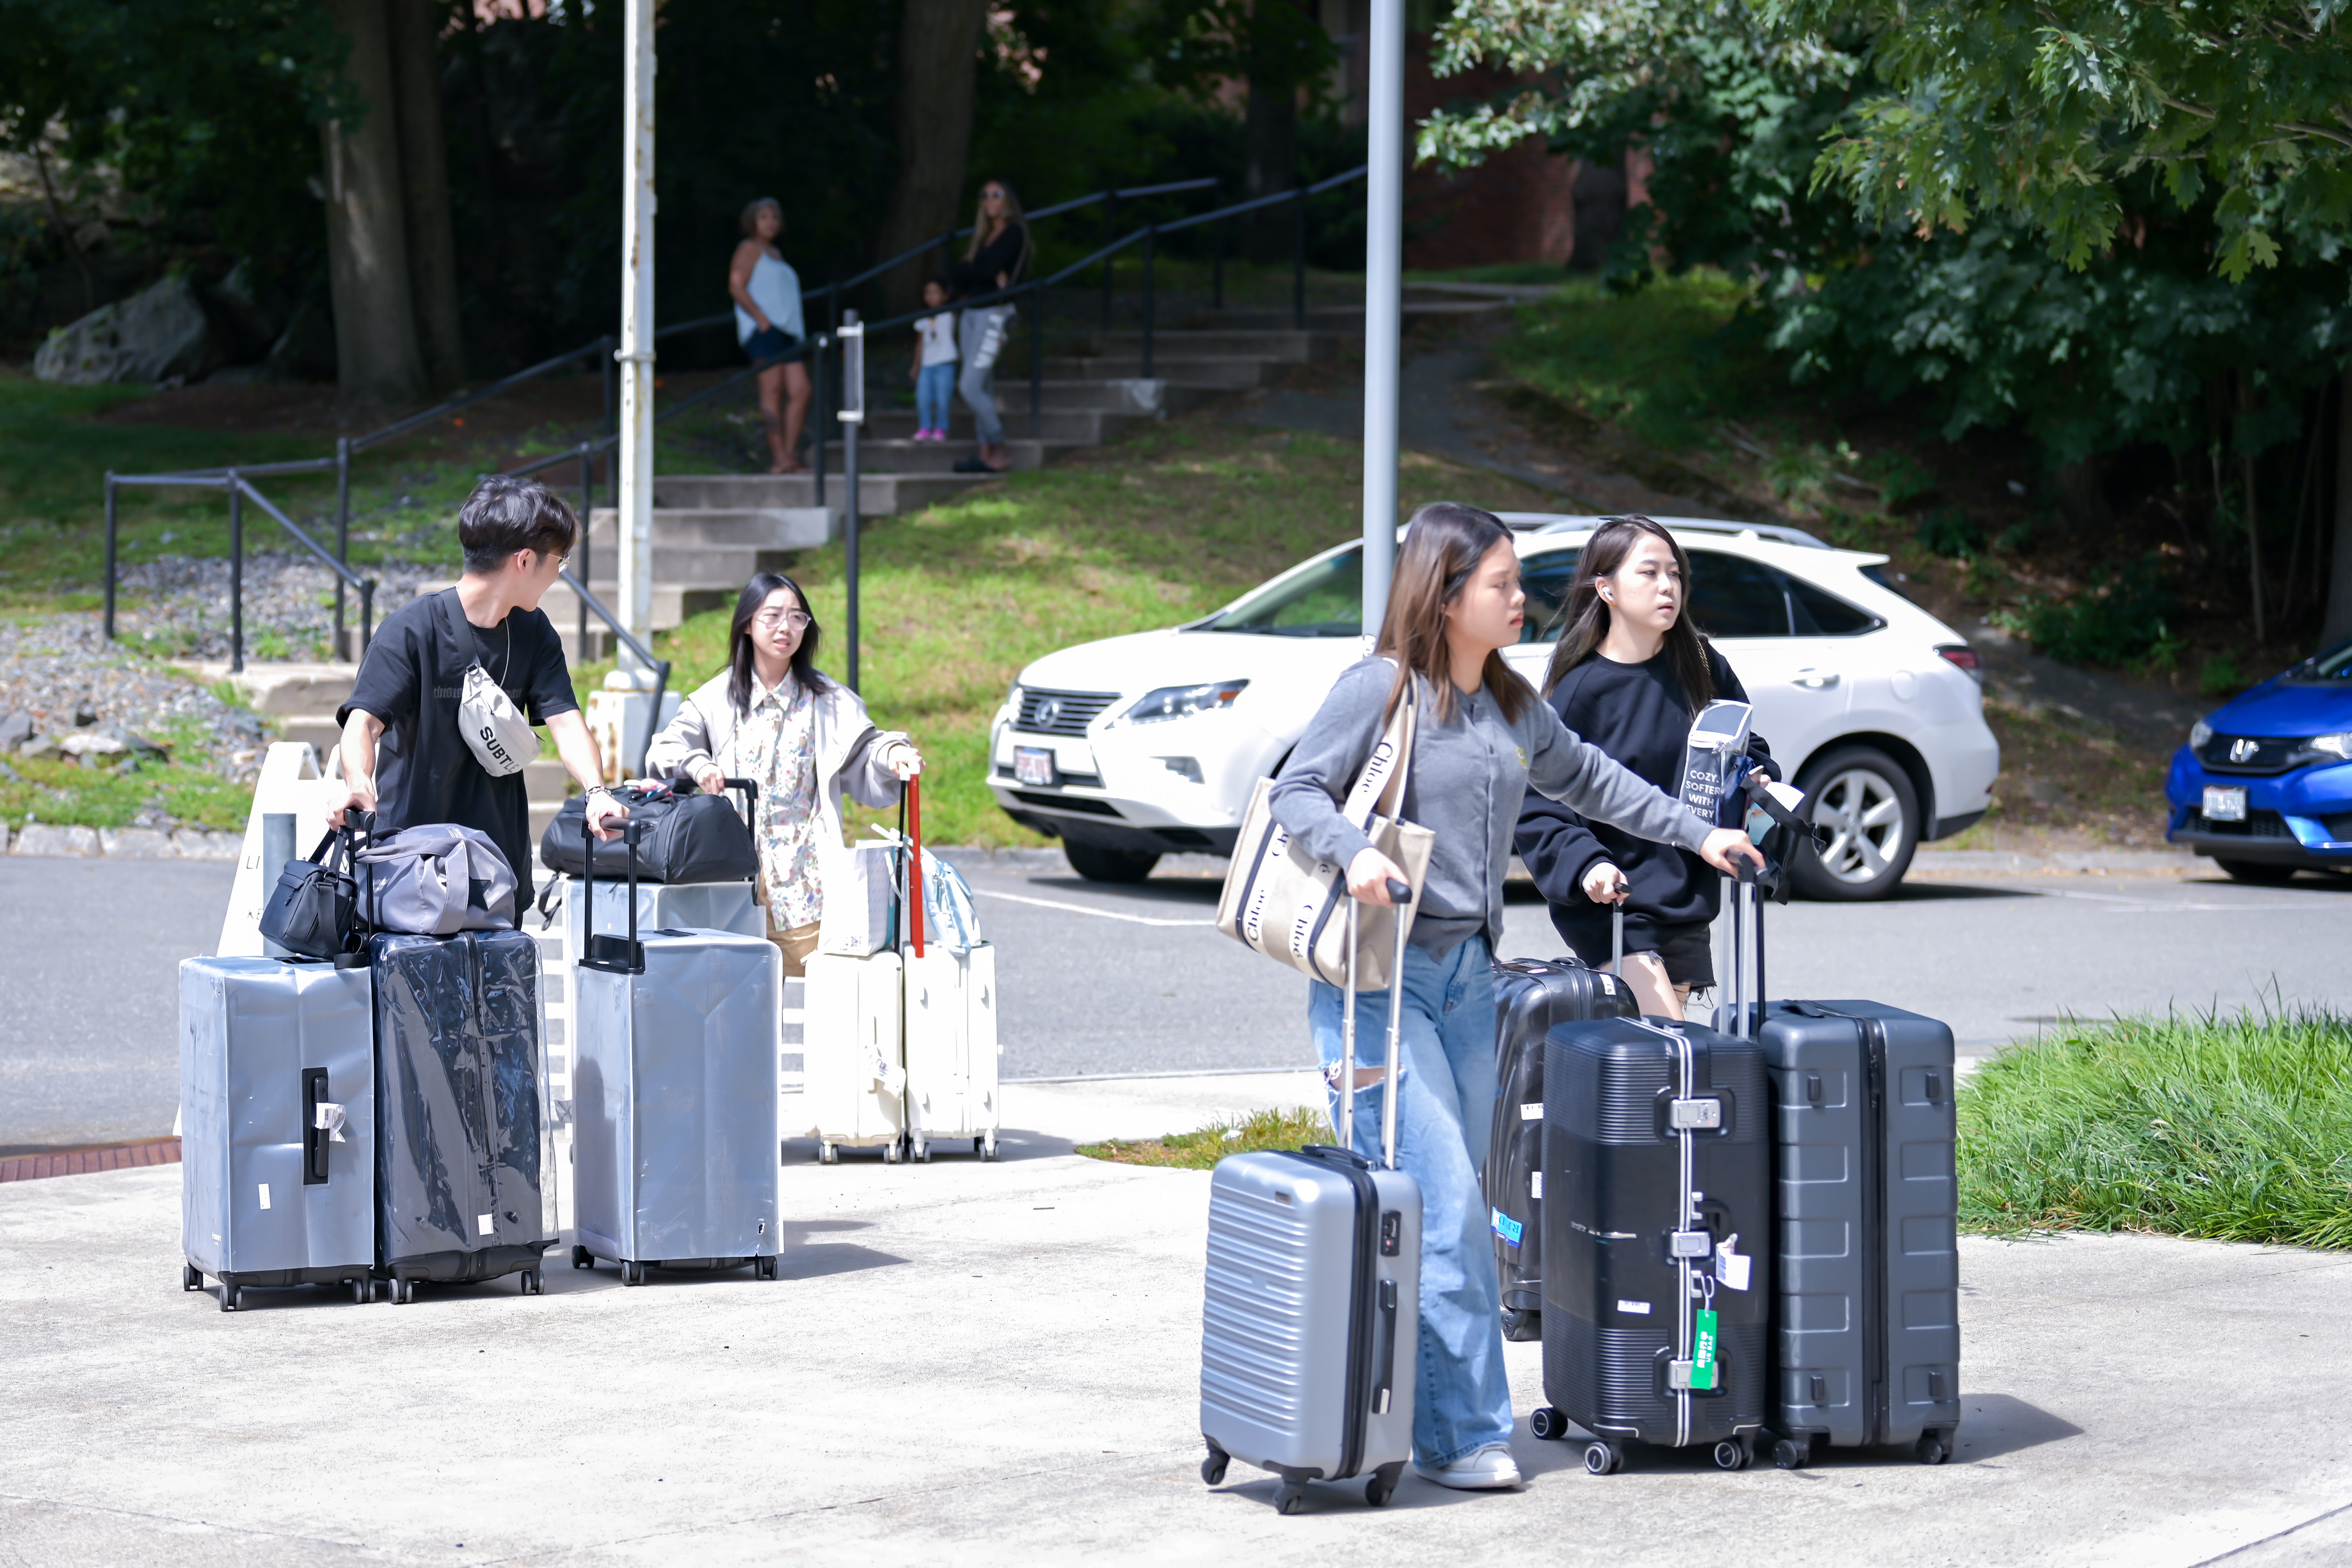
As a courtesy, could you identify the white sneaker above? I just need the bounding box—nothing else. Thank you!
[1412,1443,1522,1490]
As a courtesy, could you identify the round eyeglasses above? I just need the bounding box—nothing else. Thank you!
[754,609,811,632]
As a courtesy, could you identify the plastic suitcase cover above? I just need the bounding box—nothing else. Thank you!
[1486,958,1634,1339]
[180,956,376,1299]
[1753,998,1960,1457]
[1542,1015,1769,1454]
[1199,1149,1419,1491]
[370,930,555,1284]
[563,878,762,967]
[573,927,781,1270]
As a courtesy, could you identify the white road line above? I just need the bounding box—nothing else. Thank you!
[970,888,1216,928]
[2044,890,2329,912]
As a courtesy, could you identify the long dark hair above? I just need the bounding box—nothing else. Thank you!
[1541,515,1714,714]
[1374,502,1536,727]
[964,177,1033,287]
[727,571,833,717]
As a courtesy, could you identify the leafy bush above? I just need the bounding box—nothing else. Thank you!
[2200,653,2246,698]
[1916,507,1984,559]
[1497,271,1777,450]
[1960,1008,2352,1250]
[1079,1105,1332,1169]
[1998,553,2181,670]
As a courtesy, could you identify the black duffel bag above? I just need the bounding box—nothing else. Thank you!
[260,814,370,961]
[538,777,760,883]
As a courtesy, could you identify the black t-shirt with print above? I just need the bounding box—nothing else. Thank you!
[339,588,579,913]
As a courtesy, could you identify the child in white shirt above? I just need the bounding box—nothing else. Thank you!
[909,278,959,440]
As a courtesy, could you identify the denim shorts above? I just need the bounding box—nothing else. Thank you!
[744,326,800,363]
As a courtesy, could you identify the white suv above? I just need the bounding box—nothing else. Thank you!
[986,515,2000,900]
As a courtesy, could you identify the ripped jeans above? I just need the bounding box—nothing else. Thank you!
[1307,933,1510,1466]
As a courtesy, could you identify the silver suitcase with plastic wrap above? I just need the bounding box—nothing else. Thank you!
[1199,889,1421,1514]
[569,819,782,1283]
[179,954,377,1311]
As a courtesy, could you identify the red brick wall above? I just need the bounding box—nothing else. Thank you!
[1401,34,1579,270]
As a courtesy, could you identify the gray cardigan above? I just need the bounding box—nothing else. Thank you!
[1268,656,1712,956]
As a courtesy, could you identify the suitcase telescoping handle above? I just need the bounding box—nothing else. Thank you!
[1337,879,1415,1170]
[577,815,646,976]
[717,774,760,823]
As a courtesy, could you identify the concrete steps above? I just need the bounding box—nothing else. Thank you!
[814,436,1087,474]
[1041,355,1282,390]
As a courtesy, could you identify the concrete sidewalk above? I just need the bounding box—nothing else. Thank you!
[4,1073,2348,1566]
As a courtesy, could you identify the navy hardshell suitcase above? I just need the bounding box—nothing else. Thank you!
[1486,942,1634,1342]
[370,928,556,1301]
[1532,1013,1772,1473]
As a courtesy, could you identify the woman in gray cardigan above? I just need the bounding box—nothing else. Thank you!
[646,571,920,976]
[1268,502,1761,1493]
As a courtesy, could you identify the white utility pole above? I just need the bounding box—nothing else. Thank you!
[615,0,657,682]
[1360,0,1405,637]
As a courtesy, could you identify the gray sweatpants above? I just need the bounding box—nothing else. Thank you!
[957,306,1014,445]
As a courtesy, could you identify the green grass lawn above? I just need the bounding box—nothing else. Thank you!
[581,418,1546,846]
[1078,1106,1333,1169]
[1959,1007,2352,1250]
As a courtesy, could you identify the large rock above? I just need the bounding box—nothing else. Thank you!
[13,823,101,857]
[33,275,215,386]
[99,827,179,858]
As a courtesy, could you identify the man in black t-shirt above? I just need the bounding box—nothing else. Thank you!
[330,476,627,918]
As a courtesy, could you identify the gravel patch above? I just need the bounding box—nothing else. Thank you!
[110,550,440,663]
[0,614,266,775]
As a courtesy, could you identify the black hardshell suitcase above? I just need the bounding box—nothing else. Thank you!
[1706,858,1963,1470]
[370,929,556,1301]
[1486,937,1635,1342]
[1752,1000,1961,1468]
[1531,1013,1772,1473]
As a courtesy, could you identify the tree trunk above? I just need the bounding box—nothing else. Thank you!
[873,0,992,318]
[2326,367,2352,647]
[320,0,425,409]
[388,0,465,389]
[1244,76,1301,264]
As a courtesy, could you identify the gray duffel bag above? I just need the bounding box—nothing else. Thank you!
[356,823,518,935]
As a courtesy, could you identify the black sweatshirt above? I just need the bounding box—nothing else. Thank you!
[1514,644,1775,947]
[953,222,1029,297]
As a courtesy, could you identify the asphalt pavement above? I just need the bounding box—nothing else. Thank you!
[7,851,2350,1148]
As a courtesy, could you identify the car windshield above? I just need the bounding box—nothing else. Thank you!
[2291,639,2352,682]
[1198,546,1362,636]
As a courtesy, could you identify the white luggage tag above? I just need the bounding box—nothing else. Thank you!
[314,1102,348,1144]
[1715,1232,1752,1291]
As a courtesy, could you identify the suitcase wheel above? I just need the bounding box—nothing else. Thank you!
[183,1263,202,1292]
[818,1143,839,1165]
[882,1139,902,1164]
[572,1245,594,1270]
[1200,1445,1229,1487]
[218,1285,241,1314]
[913,1139,930,1163]
[1712,1438,1752,1471]
[622,1260,645,1287]
[519,1269,542,1296]
[1274,1479,1307,1515]
[350,1278,371,1306]
[1583,1441,1622,1477]
[1364,1463,1402,1507]
[1771,1436,1811,1470]
[395,1277,416,1305]
[758,1256,779,1281]
[981,1135,999,1163]
[1915,1432,1950,1466]
[1500,1307,1540,1343]
[1529,1406,1569,1441]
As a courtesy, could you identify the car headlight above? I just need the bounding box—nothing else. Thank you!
[1121,680,1248,724]
[2310,731,2352,759]
[2189,718,2213,749]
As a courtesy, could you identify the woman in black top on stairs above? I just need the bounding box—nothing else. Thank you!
[951,179,1032,475]
[1514,515,1776,1019]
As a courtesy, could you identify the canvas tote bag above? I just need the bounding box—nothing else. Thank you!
[1216,678,1434,990]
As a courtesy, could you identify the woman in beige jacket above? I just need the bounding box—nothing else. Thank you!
[646,571,921,975]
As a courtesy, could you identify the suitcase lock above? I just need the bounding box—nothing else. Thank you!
[1668,1230,1713,1259]
[1668,1097,1721,1131]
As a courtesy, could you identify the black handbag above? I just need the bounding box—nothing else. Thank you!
[259,817,369,961]
[537,778,760,883]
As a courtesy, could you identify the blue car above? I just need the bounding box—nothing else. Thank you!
[2167,638,2352,882]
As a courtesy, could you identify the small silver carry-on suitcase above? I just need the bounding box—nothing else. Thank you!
[570,818,783,1283]
[179,953,377,1311]
[1200,887,1422,1514]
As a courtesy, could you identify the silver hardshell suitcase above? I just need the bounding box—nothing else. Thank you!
[570,818,782,1284]
[1200,889,1422,1513]
[179,954,377,1312]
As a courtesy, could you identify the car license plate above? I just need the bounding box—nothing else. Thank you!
[1014,746,1056,786]
[2203,785,2247,822]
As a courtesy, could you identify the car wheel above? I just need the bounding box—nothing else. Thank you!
[2215,858,2299,885]
[1064,842,1161,883]
[1791,747,1919,901]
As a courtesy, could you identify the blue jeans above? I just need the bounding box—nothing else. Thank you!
[1309,934,1511,1466]
[915,362,956,430]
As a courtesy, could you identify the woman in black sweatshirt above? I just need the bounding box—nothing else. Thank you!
[1514,516,1776,1019]
[950,178,1033,475]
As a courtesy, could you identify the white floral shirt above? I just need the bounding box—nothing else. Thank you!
[728,673,824,930]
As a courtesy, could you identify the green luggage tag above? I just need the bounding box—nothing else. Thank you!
[1690,1309,1719,1392]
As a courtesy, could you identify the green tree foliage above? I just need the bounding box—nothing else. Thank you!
[1773,0,2352,281]
[0,0,349,271]
[1137,0,1340,108]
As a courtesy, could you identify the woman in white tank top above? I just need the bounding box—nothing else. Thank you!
[729,198,810,474]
